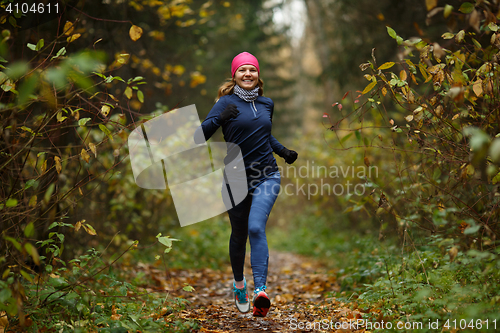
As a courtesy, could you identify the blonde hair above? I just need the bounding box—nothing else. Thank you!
[216,77,264,102]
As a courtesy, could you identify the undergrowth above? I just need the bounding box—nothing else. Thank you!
[270,213,500,332]
[1,221,199,332]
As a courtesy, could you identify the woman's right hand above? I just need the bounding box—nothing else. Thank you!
[220,104,239,123]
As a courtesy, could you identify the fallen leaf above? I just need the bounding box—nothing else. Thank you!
[0,311,9,331]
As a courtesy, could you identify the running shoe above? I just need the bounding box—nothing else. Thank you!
[252,285,271,317]
[233,278,250,313]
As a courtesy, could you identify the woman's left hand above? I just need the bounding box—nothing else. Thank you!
[279,148,298,164]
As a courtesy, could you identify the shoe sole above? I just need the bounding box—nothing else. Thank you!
[253,293,270,317]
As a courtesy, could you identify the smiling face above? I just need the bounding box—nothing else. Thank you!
[234,65,259,90]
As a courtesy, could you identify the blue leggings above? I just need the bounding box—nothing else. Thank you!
[227,172,281,289]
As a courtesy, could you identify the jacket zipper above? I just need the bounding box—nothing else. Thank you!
[251,101,257,117]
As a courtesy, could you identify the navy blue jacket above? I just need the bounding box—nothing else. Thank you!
[197,94,284,190]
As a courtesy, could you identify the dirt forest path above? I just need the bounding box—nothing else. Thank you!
[154,251,368,332]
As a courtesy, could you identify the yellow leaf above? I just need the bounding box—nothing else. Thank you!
[63,21,74,35]
[452,113,460,120]
[54,156,62,174]
[442,32,455,39]
[456,30,465,43]
[362,81,377,94]
[364,74,372,81]
[378,62,395,70]
[67,33,81,43]
[172,65,185,76]
[56,111,67,123]
[405,114,414,122]
[449,246,458,262]
[410,72,418,85]
[473,79,483,97]
[75,220,84,232]
[190,71,206,88]
[435,105,443,117]
[444,4,453,18]
[82,223,97,236]
[426,0,437,11]
[129,25,143,41]
[79,187,83,195]
[101,105,111,117]
[124,86,133,99]
[400,70,407,81]
[418,64,428,80]
[24,243,40,266]
[29,195,37,207]
[381,87,387,96]
[89,142,97,158]
[41,160,47,174]
[81,149,90,163]
[466,164,475,175]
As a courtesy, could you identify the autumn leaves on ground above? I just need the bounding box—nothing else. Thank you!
[151,251,366,333]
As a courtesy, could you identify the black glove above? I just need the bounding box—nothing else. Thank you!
[278,147,298,164]
[220,104,239,123]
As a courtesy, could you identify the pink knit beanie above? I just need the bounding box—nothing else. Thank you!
[231,52,260,77]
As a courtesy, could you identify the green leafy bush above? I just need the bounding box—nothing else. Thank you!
[317,0,500,329]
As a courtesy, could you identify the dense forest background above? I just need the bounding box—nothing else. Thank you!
[1,0,499,331]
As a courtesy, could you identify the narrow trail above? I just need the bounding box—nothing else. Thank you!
[150,252,369,332]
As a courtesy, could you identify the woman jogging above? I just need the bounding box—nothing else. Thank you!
[194,52,298,317]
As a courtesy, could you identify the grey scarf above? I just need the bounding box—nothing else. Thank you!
[234,84,259,102]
